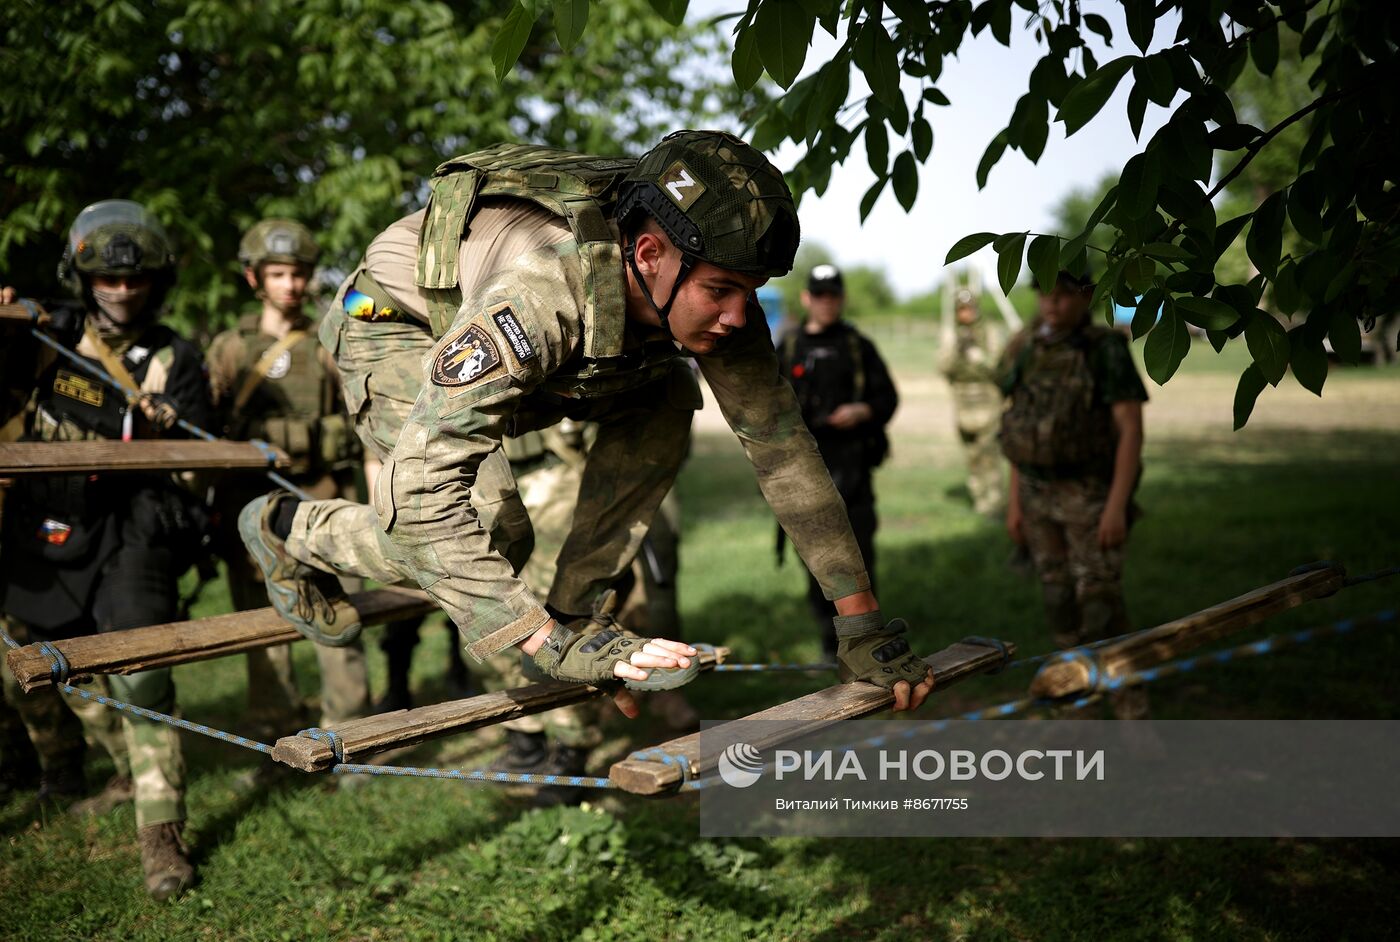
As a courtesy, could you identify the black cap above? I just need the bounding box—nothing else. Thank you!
[808,263,844,293]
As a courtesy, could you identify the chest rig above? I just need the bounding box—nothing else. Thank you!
[998,324,1116,473]
[415,143,681,402]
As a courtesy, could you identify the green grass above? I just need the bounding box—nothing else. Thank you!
[3,343,1399,941]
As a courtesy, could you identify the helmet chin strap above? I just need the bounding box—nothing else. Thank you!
[624,240,694,340]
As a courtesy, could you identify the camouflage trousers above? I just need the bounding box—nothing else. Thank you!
[618,486,681,637]
[1018,474,1148,720]
[217,471,371,734]
[2,616,184,825]
[951,383,1005,516]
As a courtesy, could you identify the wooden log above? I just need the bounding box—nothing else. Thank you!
[1028,564,1347,701]
[609,638,1016,796]
[6,588,434,693]
[0,440,290,475]
[272,645,732,772]
[0,302,49,325]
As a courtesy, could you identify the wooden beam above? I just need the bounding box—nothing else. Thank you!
[1028,564,1347,701]
[0,302,49,326]
[0,440,290,475]
[609,638,1016,796]
[6,588,435,693]
[271,645,732,772]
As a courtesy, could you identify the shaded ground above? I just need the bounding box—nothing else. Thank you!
[3,324,1398,941]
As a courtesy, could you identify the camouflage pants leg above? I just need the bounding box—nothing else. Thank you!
[959,420,1005,516]
[619,486,682,637]
[108,669,185,827]
[1,616,129,777]
[1020,475,1146,719]
[485,453,601,749]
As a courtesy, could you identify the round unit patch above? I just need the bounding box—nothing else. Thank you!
[431,324,501,387]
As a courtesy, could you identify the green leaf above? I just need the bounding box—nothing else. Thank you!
[1288,327,1327,396]
[945,232,998,265]
[892,151,918,211]
[1124,0,1155,53]
[552,0,588,50]
[1123,255,1155,293]
[647,0,688,27]
[859,176,888,222]
[912,116,933,161]
[491,2,535,82]
[989,0,1012,46]
[865,118,889,176]
[995,231,1027,295]
[1084,13,1112,44]
[976,131,1007,189]
[923,87,951,106]
[732,22,763,89]
[1138,53,1176,106]
[1271,261,1299,316]
[1127,83,1148,140]
[1246,191,1286,279]
[1214,213,1252,261]
[1175,296,1241,331]
[1144,305,1190,385]
[1027,235,1060,295]
[1055,55,1139,135]
[1142,241,1189,260]
[886,0,934,33]
[1019,96,1050,162]
[754,2,814,89]
[1328,308,1362,364]
[1250,21,1279,75]
[861,20,902,109]
[1117,151,1160,219]
[1131,289,1162,340]
[1233,363,1268,430]
[1244,310,1289,385]
[1288,171,1325,243]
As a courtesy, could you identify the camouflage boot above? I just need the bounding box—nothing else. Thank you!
[69,773,134,817]
[238,492,362,646]
[37,749,86,805]
[138,822,194,901]
[499,729,549,773]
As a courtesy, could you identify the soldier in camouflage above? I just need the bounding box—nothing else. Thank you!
[0,201,207,898]
[206,219,370,738]
[998,270,1150,719]
[240,130,936,717]
[938,286,1009,516]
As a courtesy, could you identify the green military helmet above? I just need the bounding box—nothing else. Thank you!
[57,199,176,293]
[239,218,320,271]
[617,129,800,279]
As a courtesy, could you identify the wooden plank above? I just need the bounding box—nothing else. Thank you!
[609,638,1016,795]
[1028,564,1347,700]
[0,302,49,325]
[0,440,290,475]
[6,588,435,692]
[272,645,732,772]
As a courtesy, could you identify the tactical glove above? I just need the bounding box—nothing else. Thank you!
[525,593,698,692]
[834,612,931,690]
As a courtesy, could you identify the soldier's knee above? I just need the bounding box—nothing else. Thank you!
[1040,580,1081,647]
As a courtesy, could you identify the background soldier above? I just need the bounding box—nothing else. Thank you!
[206,219,371,740]
[999,270,1149,719]
[777,264,899,659]
[0,200,210,899]
[938,272,1014,516]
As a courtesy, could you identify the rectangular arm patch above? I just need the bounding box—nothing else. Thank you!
[492,308,537,365]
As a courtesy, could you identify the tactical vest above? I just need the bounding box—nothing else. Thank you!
[998,324,1117,475]
[229,314,357,475]
[415,143,681,402]
[943,321,1000,385]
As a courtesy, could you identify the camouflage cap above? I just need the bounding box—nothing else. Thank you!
[59,199,175,289]
[617,130,800,278]
[239,218,320,270]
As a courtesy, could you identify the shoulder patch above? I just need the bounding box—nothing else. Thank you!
[431,324,502,387]
[491,307,536,365]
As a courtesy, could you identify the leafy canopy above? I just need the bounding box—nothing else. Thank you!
[494,0,1399,428]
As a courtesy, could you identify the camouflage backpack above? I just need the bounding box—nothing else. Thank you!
[997,323,1118,473]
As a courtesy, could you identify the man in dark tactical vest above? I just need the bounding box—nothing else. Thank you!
[206,219,371,740]
[0,200,210,899]
[777,264,899,658]
[239,131,937,718]
[998,270,1149,719]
